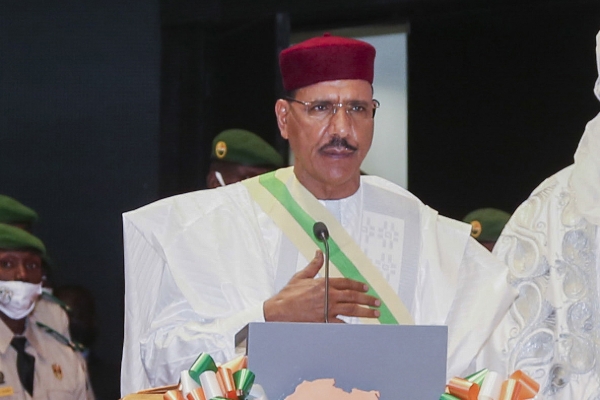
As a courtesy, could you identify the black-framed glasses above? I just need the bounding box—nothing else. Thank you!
[285,97,380,121]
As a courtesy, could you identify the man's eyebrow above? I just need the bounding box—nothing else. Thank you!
[347,99,371,103]
[306,98,371,103]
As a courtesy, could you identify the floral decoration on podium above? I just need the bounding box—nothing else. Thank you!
[440,368,540,400]
[131,353,266,400]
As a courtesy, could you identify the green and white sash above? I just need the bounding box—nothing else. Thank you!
[243,167,414,325]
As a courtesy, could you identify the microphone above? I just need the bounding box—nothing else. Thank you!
[313,222,330,323]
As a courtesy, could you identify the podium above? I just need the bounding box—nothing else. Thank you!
[239,322,448,399]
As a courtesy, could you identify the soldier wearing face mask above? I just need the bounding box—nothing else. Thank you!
[0,195,71,341]
[0,223,88,399]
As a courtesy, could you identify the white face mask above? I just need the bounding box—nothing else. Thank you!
[0,281,42,320]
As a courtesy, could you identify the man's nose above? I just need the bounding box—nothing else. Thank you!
[14,262,28,281]
[328,104,351,137]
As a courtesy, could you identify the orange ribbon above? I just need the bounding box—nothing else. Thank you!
[220,355,247,373]
[163,389,184,400]
[446,377,479,400]
[186,388,207,400]
[499,370,540,400]
[142,355,252,400]
[216,367,237,399]
[443,369,539,400]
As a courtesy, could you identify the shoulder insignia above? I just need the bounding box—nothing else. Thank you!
[35,322,85,352]
[40,291,72,314]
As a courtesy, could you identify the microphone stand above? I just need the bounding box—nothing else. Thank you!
[313,222,330,323]
[322,236,329,323]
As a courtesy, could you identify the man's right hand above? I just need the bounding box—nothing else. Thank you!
[263,250,381,323]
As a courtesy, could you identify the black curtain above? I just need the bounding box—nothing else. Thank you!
[159,14,289,196]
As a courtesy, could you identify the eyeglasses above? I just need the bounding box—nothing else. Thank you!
[285,97,380,122]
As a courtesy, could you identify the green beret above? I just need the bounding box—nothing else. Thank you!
[211,129,284,168]
[0,223,46,255]
[0,195,38,225]
[463,208,511,242]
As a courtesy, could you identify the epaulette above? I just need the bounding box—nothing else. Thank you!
[40,291,72,314]
[35,322,85,352]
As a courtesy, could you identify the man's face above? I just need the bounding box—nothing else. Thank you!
[276,79,375,199]
[0,250,43,284]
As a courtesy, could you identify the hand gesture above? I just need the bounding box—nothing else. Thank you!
[263,250,381,323]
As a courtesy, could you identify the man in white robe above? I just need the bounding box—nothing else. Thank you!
[121,33,516,396]
[476,30,600,399]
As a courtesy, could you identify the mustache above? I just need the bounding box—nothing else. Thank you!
[319,136,358,152]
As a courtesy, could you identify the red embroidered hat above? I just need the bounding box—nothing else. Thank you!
[279,33,376,92]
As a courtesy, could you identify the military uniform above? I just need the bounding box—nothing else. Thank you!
[0,311,89,400]
[32,299,69,339]
[31,300,94,400]
[462,208,511,243]
[0,196,37,229]
[209,129,283,168]
[0,199,95,400]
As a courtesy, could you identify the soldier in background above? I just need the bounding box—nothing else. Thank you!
[205,128,284,188]
[0,195,70,337]
[462,207,511,251]
[0,223,89,399]
[0,195,95,399]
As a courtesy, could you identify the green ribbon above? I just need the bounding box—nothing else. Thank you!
[440,368,489,399]
[466,368,488,387]
[189,353,217,385]
[439,394,461,400]
[258,172,398,325]
[233,368,255,398]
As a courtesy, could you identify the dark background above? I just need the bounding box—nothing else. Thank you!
[0,0,598,397]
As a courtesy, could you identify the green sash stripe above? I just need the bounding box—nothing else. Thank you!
[258,172,398,324]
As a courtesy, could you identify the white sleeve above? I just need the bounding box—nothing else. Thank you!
[121,215,166,395]
[444,238,517,379]
[121,194,276,396]
[414,210,515,379]
[138,262,264,388]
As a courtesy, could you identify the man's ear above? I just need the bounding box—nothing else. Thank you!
[275,99,289,140]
